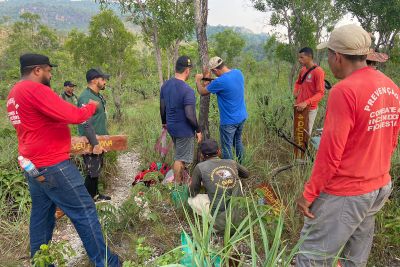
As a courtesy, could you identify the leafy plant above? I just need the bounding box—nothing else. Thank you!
[0,169,30,216]
[136,237,154,263]
[32,241,75,267]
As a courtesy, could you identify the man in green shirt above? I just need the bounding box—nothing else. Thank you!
[78,68,110,201]
[60,81,78,106]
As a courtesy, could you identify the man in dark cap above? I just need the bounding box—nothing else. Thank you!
[160,55,202,183]
[188,139,249,233]
[60,81,78,106]
[78,68,111,201]
[6,54,121,266]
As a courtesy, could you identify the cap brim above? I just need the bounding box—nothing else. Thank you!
[367,51,389,63]
[49,63,58,67]
[103,74,110,80]
[316,42,328,50]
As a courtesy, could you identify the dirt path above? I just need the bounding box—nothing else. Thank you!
[51,152,140,267]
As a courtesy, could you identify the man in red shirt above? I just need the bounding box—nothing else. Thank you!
[296,25,399,266]
[7,54,121,266]
[294,47,325,135]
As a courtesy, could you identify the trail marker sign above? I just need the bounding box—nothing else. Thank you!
[293,107,309,159]
[71,135,128,155]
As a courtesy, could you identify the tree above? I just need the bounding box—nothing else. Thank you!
[212,29,246,65]
[66,10,137,120]
[336,0,400,53]
[0,13,61,98]
[251,0,341,87]
[157,0,195,79]
[98,0,195,87]
[194,0,211,141]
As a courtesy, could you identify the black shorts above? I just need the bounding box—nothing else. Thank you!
[83,154,104,178]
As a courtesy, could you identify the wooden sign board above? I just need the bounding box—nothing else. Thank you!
[71,135,128,155]
[293,107,309,159]
[257,183,284,216]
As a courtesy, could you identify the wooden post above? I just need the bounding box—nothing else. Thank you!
[293,107,309,159]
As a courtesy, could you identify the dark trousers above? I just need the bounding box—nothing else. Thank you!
[83,154,104,197]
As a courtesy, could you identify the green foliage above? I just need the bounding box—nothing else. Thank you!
[206,25,269,61]
[66,9,138,120]
[32,241,76,267]
[0,120,29,216]
[0,12,62,98]
[336,0,400,52]
[211,29,246,65]
[251,0,341,62]
[264,35,296,64]
[135,237,154,263]
[154,248,184,265]
[0,169,30,215]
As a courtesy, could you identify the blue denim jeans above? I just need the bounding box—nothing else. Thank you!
[219,120,246,163]
[26,160,120,267]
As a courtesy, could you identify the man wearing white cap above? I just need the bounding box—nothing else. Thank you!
[296,24,399,266]
[195,57,248,163]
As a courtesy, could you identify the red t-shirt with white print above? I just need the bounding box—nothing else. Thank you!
[7,80,96,168]
[303,67,400,202]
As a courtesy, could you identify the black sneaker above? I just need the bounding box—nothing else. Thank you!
[94,194,111,202]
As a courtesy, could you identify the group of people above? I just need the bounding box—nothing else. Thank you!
[60,69,112,202]
[7,54,121,265]
[159,55,250,232]
[5,23,399,267]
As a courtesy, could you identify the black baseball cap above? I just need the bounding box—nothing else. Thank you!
[86,68,111,82]
[176,56,193,69]
[200,139,219,156]
[20,53,58,69]
[64,81,76,87]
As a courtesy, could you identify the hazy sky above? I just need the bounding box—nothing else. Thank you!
[208,0,270,34]
[208,0,358,36]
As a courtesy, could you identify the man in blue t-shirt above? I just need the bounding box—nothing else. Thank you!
[195,56,248,163]
[160,56,202,182]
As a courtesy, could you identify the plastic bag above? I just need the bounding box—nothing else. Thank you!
[180,231,221,267]
[170,184,189,208]
[154,128,172,157]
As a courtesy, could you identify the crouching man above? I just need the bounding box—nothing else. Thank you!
[188,139,249,233]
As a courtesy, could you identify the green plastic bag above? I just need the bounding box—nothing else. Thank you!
[170,184,189,208]
[180,231,221,267]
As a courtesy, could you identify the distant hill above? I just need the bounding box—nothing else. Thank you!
[207,25,268,60]
[0,0,117,31]
[0,0,268,59]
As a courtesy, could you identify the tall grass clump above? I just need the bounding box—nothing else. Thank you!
[177,191,302,267]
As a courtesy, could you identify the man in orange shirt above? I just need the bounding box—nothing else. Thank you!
[293,47,325,135]
[296,25,399,266]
